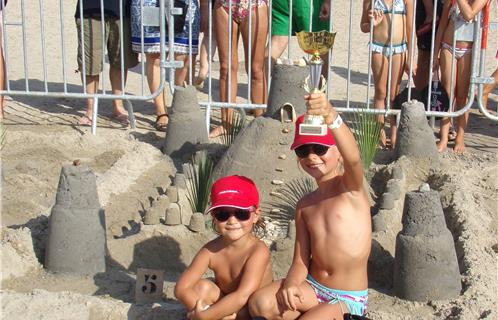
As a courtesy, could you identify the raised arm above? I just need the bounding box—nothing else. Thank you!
[174,247,211,310]
[198,243,271,320]
[277,204,311,311]
[305,93,364,192]
[455,0,488,21]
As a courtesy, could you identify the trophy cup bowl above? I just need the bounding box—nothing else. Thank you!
[296,31,336,136]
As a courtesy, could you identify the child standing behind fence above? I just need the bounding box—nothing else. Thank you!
[209,0,269,138]
[175,175,273,320]
[360,0,414,149]
[249,93,371,319]
[433,0,488,153]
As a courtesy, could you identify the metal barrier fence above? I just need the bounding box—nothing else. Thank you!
[1,0,497,136]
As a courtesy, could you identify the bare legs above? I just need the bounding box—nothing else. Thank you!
[145,53,169,128]
[212,4,268,137]
[438,48,471,153]
[371,52,405,148]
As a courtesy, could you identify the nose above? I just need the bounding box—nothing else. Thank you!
[226,214,238,224]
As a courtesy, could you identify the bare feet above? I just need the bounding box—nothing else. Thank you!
[155,114,169,132]
[453,134,465,153]
[436,139,448,152]
[209,125,227,138]
[111,113,130,126]
[78,115,92,126]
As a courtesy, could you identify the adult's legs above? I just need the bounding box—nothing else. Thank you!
[240,4,269,116]
[196,34,217,88]
[437,48,454,151]
[413,50,431,91]
[80,74,100,124]
[145,53,169,129]
[371,52,389,148]
[211,4,240,138]
[248,280,319,320]
[175,52,197,86]
[453,53,472,153]
[109,66,130,119]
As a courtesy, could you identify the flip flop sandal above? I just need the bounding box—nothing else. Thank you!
[155,114,169,132]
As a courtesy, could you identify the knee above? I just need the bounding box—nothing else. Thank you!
[248,290,274,318]
[219,62,238,79]
[374,87,387,101]
[250,64,265,82]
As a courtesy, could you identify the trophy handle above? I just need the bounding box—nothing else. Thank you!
[304,75,327,93]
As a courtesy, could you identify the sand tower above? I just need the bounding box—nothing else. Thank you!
[264,64,309,119]
[393,185,461,301]
[395,100,438,159]
[45,162,106,275]
[214,117,309,211]
[163,85,208,159]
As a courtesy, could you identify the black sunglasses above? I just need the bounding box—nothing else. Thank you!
[212,209,252,222]
[294,144,329,158]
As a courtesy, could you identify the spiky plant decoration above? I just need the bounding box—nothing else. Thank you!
[186,151,214,214]
[220,108,245,146]
[347,110,383,170]
[266,177,317,226]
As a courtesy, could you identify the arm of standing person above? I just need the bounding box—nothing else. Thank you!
[432,0,451,71]
[455,0,488,21]
[305,93,364,192]
[174,247,211,310]
[277,205,311,312]
[190,243,271,320]
[360,1,384,33]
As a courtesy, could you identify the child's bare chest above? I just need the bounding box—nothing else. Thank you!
[211,250,250,292]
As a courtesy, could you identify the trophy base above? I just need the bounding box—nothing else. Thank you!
[299,123,327,136]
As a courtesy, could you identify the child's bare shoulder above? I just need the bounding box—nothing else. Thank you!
[295,190,318,212]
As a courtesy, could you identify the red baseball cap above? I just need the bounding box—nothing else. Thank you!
[205,175,259,213]
[290,114,336,150]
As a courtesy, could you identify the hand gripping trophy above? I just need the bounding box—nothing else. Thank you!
[296,30,336,136]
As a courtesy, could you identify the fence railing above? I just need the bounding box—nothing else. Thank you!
[1,0,497,135]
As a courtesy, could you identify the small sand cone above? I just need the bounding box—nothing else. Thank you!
[188,212,205,232]
[380,192,395,210]
[386,179,401,200]
[166,186,178,203]
[165,203,181,226]
[174,173,187,189]
[395,101,438,159]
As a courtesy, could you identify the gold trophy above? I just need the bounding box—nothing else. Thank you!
[296,30,336,136]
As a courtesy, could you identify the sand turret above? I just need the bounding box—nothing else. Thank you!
[45,163,106,275]
[265,64,309,119]
[395,100,438,159]
[163,85,208,159]
[394,185,461,301]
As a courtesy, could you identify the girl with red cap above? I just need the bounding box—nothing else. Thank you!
[175,175,273,320]
[249,93,372,319]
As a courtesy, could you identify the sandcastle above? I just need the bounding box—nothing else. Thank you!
[45,162,106,275]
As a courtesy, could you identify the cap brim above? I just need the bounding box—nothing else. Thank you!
[291,141,336,150]
[205,204,255,214]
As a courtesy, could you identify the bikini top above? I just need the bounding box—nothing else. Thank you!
[450,0,476,42]
[373,0,406,15]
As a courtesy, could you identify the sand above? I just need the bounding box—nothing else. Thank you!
[1,0,497,319]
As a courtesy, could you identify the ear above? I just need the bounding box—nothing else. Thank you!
[252,207,262,223]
